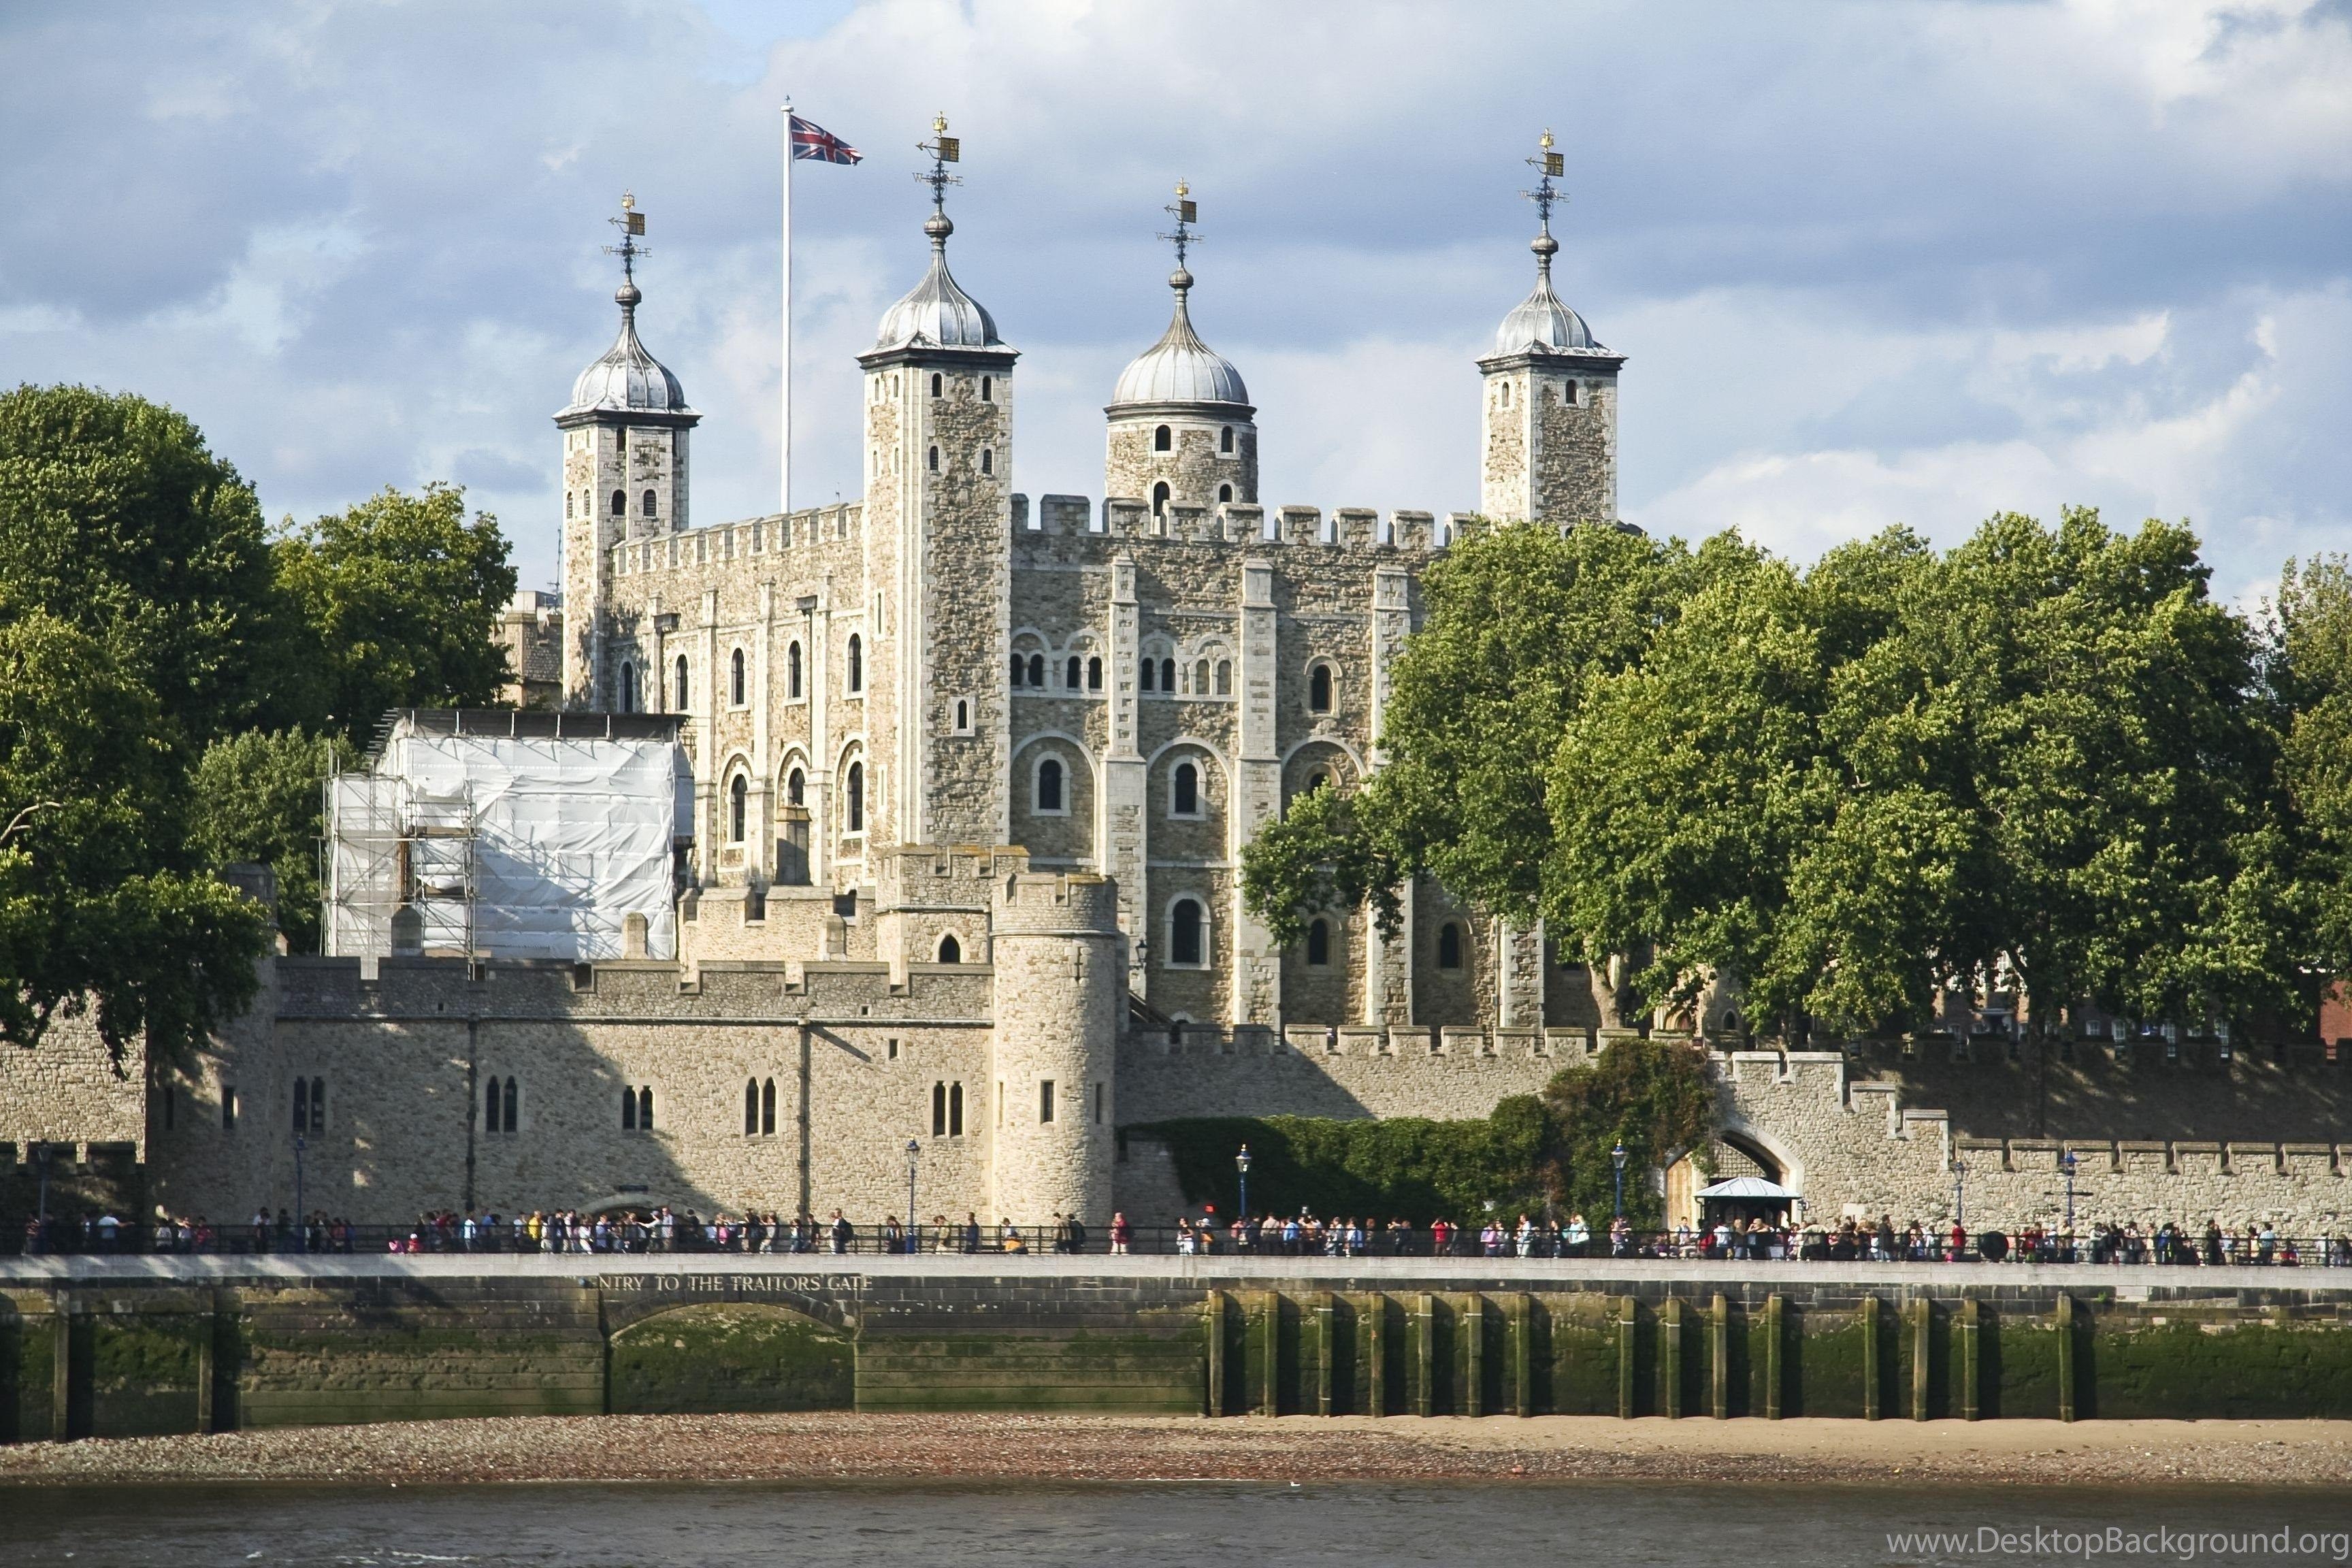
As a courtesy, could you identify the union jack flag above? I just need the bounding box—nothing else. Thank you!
[791,114,861,165]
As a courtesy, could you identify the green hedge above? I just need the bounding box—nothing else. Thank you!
[1131,1036,1716,1228]
[1129,1098,1550,1224]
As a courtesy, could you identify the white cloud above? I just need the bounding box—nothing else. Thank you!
[0,0,2345,601]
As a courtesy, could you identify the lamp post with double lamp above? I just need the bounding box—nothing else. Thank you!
[1951,1158,1969,1235]
[1236,1144,1252,1228]
[1611,1141,1628,1223]
[904,1138,919,1254]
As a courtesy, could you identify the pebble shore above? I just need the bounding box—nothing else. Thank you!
[1,1414,2347,1487]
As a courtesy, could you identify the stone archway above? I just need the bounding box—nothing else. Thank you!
[606,1302,852,1414]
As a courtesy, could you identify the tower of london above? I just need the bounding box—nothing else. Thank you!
[20,124,2332,1244]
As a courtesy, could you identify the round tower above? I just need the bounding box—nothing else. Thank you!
[555,192,699,710]
[1476,133,1625,527]
[987,870,1122,1227]
[1104,182,1256,521]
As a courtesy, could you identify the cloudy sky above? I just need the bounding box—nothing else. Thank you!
[5,0,2347,606]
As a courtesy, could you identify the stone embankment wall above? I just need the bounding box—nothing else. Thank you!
[5,1257,2352,1438]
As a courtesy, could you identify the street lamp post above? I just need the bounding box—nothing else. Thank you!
[1951,1158,1968,1231]
[2061,1147,2078,1235]
[1611,1142,1628,1223]
[1236,1144,1252,1228]
[904,1138,920,1254]
[293,1133,308,1253]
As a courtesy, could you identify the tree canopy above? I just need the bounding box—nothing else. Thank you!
[1245,509,2319,1041]
[0,384,521,1056]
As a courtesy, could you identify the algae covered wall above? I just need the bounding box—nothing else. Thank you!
[3,1259,2352,1436]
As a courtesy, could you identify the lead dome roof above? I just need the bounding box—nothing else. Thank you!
[562,282,696,418]
[1110,267,1250,410]
[873,212,1003,353]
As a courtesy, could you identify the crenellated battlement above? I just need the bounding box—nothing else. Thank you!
[609,500,864,580]
[1009,492,1460,553]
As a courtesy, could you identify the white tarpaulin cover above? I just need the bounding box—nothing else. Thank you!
[326,720,687,962]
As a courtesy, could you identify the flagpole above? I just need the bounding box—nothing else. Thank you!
[780,98,794,517]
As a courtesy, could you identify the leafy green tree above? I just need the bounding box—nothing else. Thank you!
[1538,1034,1718,1229]
[189,728,354,955]
[1243,521,1718,945]
[2270,554,2352,982]
[0,610,266,1063]
[0,384,279,749]
[272,483,517,747]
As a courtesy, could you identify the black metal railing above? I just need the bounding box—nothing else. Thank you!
[8,1217,2349,1267]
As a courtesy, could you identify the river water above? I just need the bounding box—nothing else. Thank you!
[1,1482,2345,1566]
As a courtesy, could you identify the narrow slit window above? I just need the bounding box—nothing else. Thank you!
[762,1077,777,1135]
[846,762,864,834]
[1039,1079,1056,1124]
[1066,655,1081,689]
[1088,656,1102,690]
[847,634,862,693]
[745,1079,759,1136]
[787,641,802,699]
[949,1081,964,1136]
[1307,918,1331,967]
[1171,898,1205,966]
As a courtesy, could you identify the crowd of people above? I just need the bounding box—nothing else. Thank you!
[15,1203,2352,1267]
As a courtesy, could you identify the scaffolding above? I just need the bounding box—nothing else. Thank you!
[323,709,688,962]
[323,774,480,960]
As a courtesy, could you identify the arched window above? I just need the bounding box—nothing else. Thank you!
[787,641,802,699]
[1218,483,1232,504]
[761,1077,776,1135]
[949,1080,964,1135]
[1066,655,1081,689]
[1026,652,1043,689]
[638,1085,653,1130]
[847,634,862,692]
[566,491,574,519]
[938,934,961,964]
[744,1078,759,1136]
[1087,656,1102,690]
[927,445,940,472]
[1152,480,1170,515]
[1010,652,1025,687]
[618,661,638,713]
[674,655,689,709]
[729,774,747,842]
[1220,425,1234,454]
[1172,761,1199,817]
[1307,918,1331,967]
[1309,664,1334,713]
[933,1080,947,1136]
[955,698,969,731]
[642,488,657,519]
[846,761,864,833]
[980,375,992,402]
[292,1077,309,1134]
[1154,424,1172,452]
[1215,659,1231,695]
[1500,381,1513,409]
[730,648,746,705]
[1160,657,1177,692]
[981,448,994,476]
[610,489,626,516]
[787,768,804,806]
[1036,757,1064,813]
[930,372,943,398]
[1438,922,1464,970]
[1170,898,1205,966]
[1193,659,1209,694]
[502,1077,519,1132]
[1139,657,1156,693]
[1305,769,1329,794]
[621,1086,636,1130]
[308,1077,324,1132]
